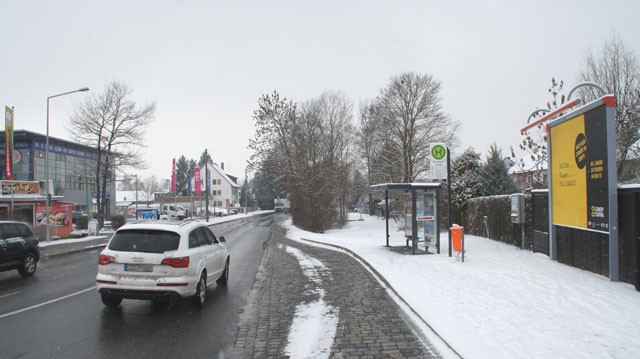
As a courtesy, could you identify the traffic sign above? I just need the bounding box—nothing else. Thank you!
[430,143,447,162]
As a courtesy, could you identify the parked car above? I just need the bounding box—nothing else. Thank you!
[72,211,87,224]
[158,211,171,220]
[0,221,40,277]
[96,220,230,308]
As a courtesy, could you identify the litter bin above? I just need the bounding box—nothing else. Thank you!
[451,225,464,262]
[451,225,463,252]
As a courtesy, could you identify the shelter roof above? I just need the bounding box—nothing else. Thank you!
[369,182,442,191]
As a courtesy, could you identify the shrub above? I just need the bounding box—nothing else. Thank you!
[68,232,87,239]
[110,214,126,230]
[76,215,88,230]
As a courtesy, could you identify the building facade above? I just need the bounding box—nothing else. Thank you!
[0,130,116,215]
[208,162,240,211]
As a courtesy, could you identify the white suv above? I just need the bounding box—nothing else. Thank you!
[96,220,229,308]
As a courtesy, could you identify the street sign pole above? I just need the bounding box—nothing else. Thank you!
[447,147,452,257]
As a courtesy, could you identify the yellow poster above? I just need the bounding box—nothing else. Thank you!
[550,114,587,228]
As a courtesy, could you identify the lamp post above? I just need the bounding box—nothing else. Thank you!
[45,87,89,241]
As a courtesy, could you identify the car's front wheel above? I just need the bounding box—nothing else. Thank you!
[18,252,37,277]
[101,294,123,308]
[194,272,207,308]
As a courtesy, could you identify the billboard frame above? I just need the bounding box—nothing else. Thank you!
[547,95,618,281]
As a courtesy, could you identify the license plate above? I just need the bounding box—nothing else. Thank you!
[124,263,153,272]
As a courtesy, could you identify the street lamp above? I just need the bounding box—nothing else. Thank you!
[45,87,89,241]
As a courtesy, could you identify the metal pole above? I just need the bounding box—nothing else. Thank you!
[205,149,209,222]
[45,87,89,241]
[135,174,138,211]
[412,188,417,255]
[461,229,465,262]
[10,107,14,220]
[45,97,51,241]
[385,190,389,247]
[447,147,452,257]
[83,154,91,219]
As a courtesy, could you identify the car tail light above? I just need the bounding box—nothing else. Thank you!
[161,256,190,268]
[98,254,117,265]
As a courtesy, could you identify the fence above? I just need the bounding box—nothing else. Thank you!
[465,187,640,290]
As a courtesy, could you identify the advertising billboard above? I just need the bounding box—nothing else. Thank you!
[547,95,618,280]
[550,103,610,232]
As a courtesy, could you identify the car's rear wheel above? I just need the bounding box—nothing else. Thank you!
[101,294,123,308]
[194,272,207,308]
[18,253,37,277]
[217,258,229,286]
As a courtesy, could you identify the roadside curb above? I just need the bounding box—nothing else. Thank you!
[40,236,111,259]
[41,243,108,258]
[297,236,463,359]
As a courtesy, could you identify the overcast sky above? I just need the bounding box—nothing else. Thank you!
[2,0,639,182]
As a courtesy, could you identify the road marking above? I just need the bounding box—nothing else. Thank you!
[0,286,95,320]
[0,291,21,299]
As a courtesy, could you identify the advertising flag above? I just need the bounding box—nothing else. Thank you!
[187,168,192,195]
[207,169,211,196]
[4,106,14,180]
[194,167,201,195]
[170,158,176,193]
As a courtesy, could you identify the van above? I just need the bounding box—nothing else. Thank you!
[161,204,187,220]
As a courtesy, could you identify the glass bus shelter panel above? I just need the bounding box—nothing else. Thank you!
[403,189,438,252]
[423,191,437,250]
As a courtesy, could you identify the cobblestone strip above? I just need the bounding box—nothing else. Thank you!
[232,225,442,358]
[232,228,308,358]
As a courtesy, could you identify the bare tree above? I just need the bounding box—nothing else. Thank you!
[368,72,460,183]
[295,91,355,229]
[511,77,565,188]
[67,80,155,226]
[118,176,133,191]
[139,175,161,203]
[578,33,640,181]
[248,90,356,232]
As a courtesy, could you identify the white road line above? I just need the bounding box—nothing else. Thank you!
[0,291,21,299]
[0,286,96,320]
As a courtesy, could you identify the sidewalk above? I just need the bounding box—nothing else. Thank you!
[283,214,640,359]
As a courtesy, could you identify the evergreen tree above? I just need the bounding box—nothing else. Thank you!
[450,147,483,223]
[480,143,518,195]
[239,176,251,209]
[175,155,189,196]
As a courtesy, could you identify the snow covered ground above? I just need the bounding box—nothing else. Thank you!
[283,213,640,359]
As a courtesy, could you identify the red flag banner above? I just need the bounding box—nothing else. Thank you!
[194,167,201,195]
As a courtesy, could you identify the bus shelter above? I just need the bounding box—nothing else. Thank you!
[369,183,442,255]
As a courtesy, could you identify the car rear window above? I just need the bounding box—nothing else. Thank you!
[108,229,180,253]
